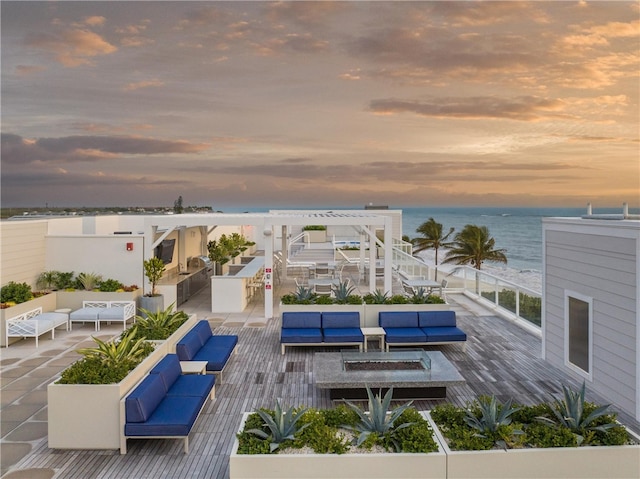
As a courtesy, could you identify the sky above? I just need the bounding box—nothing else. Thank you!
[1,1,639,209]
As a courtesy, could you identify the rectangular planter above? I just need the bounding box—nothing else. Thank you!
[47,314,199,450]
[55,290,142,311]
[1,292,57,347]
[230,412,447,479]
[427,412,640,479]
[304,230,327,243]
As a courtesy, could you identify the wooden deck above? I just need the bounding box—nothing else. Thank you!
[2,286,639,478]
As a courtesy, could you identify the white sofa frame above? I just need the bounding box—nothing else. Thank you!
[69,301,136,331]
[5,307,69,347]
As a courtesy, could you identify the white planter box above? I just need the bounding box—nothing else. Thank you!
[230,412,447,479]
[304,230,327,243]
[47,314,199,450]
[428,412,640,479]
[0,292,57,347]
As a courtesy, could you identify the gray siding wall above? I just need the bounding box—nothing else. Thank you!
[544,223,638,418]
[0,221,49,288]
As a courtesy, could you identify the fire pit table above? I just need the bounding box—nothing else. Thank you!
[314,349,465,400]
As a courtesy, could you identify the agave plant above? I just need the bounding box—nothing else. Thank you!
[132,302,189,340]
[409,287,430,304]
[536,382,617,445]
[246,399,310,452]
[332,280,355,303]
[343,386,415,451]
[464,395,523,449]
[293,285,315,303]
[363,289,389,304]
[77,326,148,368]
[77,272,103,291]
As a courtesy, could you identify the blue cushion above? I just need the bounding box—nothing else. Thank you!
[322,311,360,329]
[125,374,168,423]
[70,308,103,320]
[383,327,427,343]
[418,310,457,328]
[98,306,125,320]
[323,327,363,343]
[194,343,235,372]
[167,375,215,398]
[379,311,419,328]
[176,331,203,361]
[205,335,238,350]
[124,396,204,436]
[149,354,182,390]
[193,320,212,344]
[281,328,323,343]
[422,326,467,342]
[282,312,322,329]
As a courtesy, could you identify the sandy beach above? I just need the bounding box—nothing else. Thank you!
[415,248,542,294]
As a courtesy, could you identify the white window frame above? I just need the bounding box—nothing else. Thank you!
[564,290,593,381]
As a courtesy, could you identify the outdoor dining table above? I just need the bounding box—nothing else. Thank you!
[403,279,442,295]
[308,278,342,287]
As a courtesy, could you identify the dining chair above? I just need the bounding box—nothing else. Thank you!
[440,279,448,301]
[314,263,332,279]
[314,283,333,297]
[402,283,416,298]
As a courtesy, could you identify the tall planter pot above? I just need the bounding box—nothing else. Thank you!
[230,412,447,479]
[138,294,164,317]
[0,292,57,347]
[426,412,640,479]
[47,314,198,450]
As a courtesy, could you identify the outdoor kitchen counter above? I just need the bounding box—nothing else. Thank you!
[210,257,264,313]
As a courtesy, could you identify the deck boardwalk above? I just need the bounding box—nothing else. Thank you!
[2,287,639,478]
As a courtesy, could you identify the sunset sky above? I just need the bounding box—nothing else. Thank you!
[2,1,638,209]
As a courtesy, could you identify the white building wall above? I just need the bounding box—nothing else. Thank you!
[0,220,49,288]
[543,217,640,421]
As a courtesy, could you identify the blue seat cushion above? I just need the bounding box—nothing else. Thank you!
[281,328,323,343]
[97,306,125,320]
[418,310,457,328]
[323,327,363,343]
[205,335,238,350]
[282,312,322,329]
[379,311,419,328]
[194,343,235,372]
[124,396,204,437]
[125,374,168,423]
[149,354,182,390]
[70,308,103,320]
[193,320,213,344]
[168,375,215,398]
[422,326,467,342]
[384,327,427,343]
[176,331,203,361]
[322,311,360,329]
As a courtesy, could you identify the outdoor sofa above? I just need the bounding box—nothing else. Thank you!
[175,320,238,379]
[379,310,467,351]
[280,311,364,354]
[69,300,136,331]
[5,307,69,347]
[120,353,215,454]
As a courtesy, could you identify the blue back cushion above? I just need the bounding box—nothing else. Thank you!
[322,311,360,329]
[282,312,322,329]
[193,320,212,344]
[149,354,182,390]
[379,311,419,328]
[418,310,456,328]
[126,374,167,423]
[176,330,202,361]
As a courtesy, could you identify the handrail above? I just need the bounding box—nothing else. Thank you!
[287,231,309,258]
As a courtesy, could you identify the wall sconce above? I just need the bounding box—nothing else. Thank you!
[126,242,134,251]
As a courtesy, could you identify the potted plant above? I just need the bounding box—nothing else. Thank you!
[139,257,166,315]
[129,302,189,341]
[428,383,640,479]
[231,387,445,478]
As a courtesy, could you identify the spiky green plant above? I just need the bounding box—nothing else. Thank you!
[246,399,310,452]
[343,386,416,451]
[77,326,148,368]
[36,270,60,290]
[77,272,103,291]
[536,382,617,445]
[363,289,389,304]
[409,287,430,304]
[131,302,188,340]
[293,285,315,303]
[464,396,523,449]
[332,280,355,303]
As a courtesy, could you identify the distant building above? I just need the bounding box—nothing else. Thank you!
[542,214,640,421]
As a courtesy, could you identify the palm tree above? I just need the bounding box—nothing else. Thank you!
[411,218,455,280]
[443,224,507,293]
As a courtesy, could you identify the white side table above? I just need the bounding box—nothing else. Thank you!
[179,361,208,375]
[360,327,386,352]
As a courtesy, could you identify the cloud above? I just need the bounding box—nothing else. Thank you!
[1,133,210,165]
[26,28,117,66]
[123,79,165,91]
[15,64,46,76]
[369,96,570,121]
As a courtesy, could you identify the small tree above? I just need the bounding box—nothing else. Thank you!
[173,195,184,214]
[143,257,166,297]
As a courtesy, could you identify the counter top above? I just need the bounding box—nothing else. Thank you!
[158,267,206,285]
[213,256,264,279]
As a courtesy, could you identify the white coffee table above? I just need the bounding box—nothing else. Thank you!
[360,327,386,352]
[179,361,208,375]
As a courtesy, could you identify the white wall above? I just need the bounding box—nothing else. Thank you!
[0,220,49,288]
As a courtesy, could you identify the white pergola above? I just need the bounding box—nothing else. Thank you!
[142,211,394,318]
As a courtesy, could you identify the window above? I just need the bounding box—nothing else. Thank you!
[565,292,592,379]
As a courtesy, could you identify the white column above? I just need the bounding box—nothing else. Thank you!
[383,216,393,294]
[264,226,274,319]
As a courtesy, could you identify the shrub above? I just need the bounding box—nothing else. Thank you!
[1,281,33,304]
[99,278,125,292]
[302,225,326,231]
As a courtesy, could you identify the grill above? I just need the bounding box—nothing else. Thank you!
[188,255,213,275]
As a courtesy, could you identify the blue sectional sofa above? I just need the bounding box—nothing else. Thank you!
[280,311,364,354]
[121,354,215,454]
[379,310,467,351]
[175,320,238,379]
